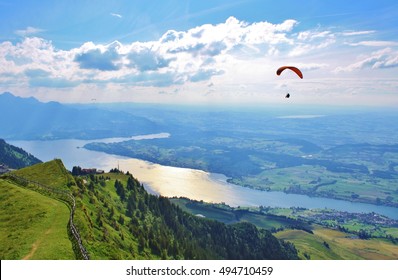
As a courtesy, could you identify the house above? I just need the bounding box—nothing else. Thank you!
[81,168,97,175]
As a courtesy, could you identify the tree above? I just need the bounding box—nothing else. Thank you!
[358,229,370,239]
[88,181,95,192]
[127,176,135,191]
[138,236,146,252]
[118,215,125,225]
[72,166,82,176]
[115,180,126,201]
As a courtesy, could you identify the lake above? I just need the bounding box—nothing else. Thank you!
[9,137,398,220]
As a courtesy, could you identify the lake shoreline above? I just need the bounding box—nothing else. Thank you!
[83,142,398,209]
[9,138,398,220]
[226,178,398,208]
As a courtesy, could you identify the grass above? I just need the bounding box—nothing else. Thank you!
[238,212,293,230]
[275,229,344,259]
[275,225,398,260]
[0,179,74,259]
[170,198,238,224]
[12,159,74,190]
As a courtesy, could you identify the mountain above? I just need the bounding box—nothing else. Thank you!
[1,158,298,260]
[0,92,159,140]
[0,139,41,170]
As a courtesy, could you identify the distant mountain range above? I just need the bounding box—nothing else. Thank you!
[0,139,41,170]
[0,92,159,140]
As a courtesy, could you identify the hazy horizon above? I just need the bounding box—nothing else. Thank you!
[3,91,398,112]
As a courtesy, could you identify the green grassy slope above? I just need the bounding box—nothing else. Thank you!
[1,159,80,259]
[0,179,74,259]
[13,159,74,189]
[275,226,398,260]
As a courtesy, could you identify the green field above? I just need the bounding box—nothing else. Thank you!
[170,198,238,224]
[276,226,398,260]
[0,179,74,259]
[171,198,302,231]
[230,163,398,206]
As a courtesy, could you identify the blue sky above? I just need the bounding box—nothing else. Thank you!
[1,0,397,106]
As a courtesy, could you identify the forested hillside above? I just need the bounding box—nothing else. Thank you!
[71,169,298,259]
[0,139,41,169]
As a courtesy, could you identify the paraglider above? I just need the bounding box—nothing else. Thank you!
[276,66,303,79]
[276,66,303,98]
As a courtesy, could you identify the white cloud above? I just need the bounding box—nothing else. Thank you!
[290,28,337,57]
[66,16,303,86]
[161,16,298,58]
[334,48,398,72]
[348,41,398,47]
[289,37,335,57]
[15,26,44,37]
[297,30,332,41]
[341,30,375,36]
[110,13,122,18]
[74,42,122,71]
[1,17,398,105]
[296,63,329,71]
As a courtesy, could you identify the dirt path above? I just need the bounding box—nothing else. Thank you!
[22,201,57,260]
[22,227,53,260]
[22,241,39,260]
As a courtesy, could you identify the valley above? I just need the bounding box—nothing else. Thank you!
[2,158,397,260]
[1,93,398,260]
[83,105,398,208]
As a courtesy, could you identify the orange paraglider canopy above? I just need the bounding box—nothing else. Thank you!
[276,66,303,79]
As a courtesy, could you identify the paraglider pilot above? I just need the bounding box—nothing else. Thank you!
[276,66,302,99]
